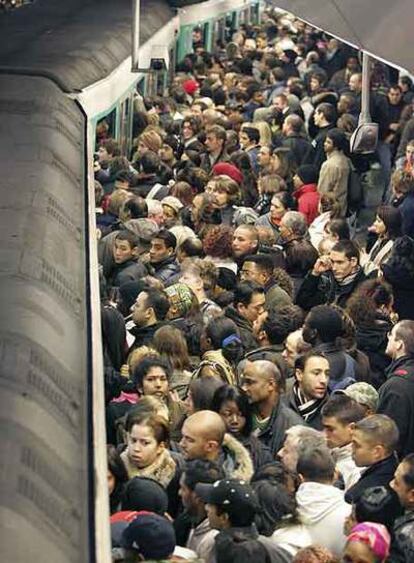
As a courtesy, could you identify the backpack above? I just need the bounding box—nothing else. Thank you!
[347,162,364,215]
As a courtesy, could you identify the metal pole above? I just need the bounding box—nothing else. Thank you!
[360,51,372,124]
[132,0,140,71]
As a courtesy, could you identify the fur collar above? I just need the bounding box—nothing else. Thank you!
[222,433,254,481]
[120,448,176,488]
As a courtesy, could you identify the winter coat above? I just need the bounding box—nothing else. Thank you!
[378,356,414,457]
[193,349,238,386]
[317,150,350,218]
[382,243,414,320]
[225,306,259,352]
[128,322,164,351]
[345,454,399,504]
[355,314,392,389]
[255,213,281,241]
[271,524,312,557]
[331,443,363,491]
[257,398,305,457]
[120,447,176,488]
[187,518,218,563]
[239,433,273,472]
[296,268,367,311]
[218,433,254,482]
[292,183,320,225]
[389,510,414,563]
[303,124,335,170]
[264,279,293,311]
[282,134,312,166]
[315,342,358,391]
[106,258,148,288]
[285,385,329,430]
[362,238,394,276]
[149,255,180,285]
[296,481,351,556]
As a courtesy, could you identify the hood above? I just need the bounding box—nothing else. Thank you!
[296,482,348,524]
[356,320,390,351]
[225,305,254,331]
[221,433,254,481]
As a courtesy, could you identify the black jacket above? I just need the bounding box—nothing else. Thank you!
[345,454,399,504]
[282,133,312,166]
[225,306,259,353]
[129,322,164,351]
[285,385,329,430]
[355,315,392,388]
[389,510,414,563]
[257,398,305,457]
[378,356,414,457]
[149,255,180,285]
[303,123,335,170]
[382,245,414,321]
[106,258,148,288]
[295,268,366,310]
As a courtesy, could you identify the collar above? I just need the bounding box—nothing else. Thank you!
[293,183,317,198]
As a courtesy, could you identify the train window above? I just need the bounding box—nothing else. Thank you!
[192,26,204,51]
[95,109,116,149]
[119,96,132,157]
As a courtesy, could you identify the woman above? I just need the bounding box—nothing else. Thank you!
[192,316,243,385]
[318,128,350,218]
[254,174,286,215]
[343,522,391,563]
[309,193,341,250]
[107,444,129,514]
[390,169,414,238]
[255,191,292,241]
[202,224,237,274]
[323,217,351,244]
[212,385,272,471]
[229,150,259,207]
[209,174,241,225]
[120,411,176,488]
[270,147,297,190]
[362,206,402,276]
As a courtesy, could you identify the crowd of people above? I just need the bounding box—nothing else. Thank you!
[95,7,414,563]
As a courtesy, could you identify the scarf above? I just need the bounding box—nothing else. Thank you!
[336,267,361,287]
[293,383,326,422]
[121,448,176,488]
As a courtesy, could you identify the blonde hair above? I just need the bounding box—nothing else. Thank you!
[128,346,159,374]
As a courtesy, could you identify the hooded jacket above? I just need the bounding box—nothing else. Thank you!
[292,183,320,225]
[296,481,351,556]
[187,518,218,563]
[149,254,180,285]
[218,433,254,482]
[331,443,363,491]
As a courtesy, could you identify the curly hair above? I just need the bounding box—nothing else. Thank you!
[202,225,234,258]
[346,279,394,327]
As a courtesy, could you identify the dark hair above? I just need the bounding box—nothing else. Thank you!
[354,486,403,531]
[321,394,365,425]
[326,218,350,240]
[285,239,318,276]
[211,385,253,436]
[315,102,337,125]
[296,445,335,483]
[331,239,360,262]
[153,326,190,371]
[242,126,261,144]
[182,116,202,136]
[263,305,304,345]
[115,230,140,249]
[234,280,264,307]
[183,459,225,491]
[123,196,148,219]
[354,414,399,453]
[125,411,170,444]
[346,279,394,326]
[401,453,414,488]
[179,237,203,258]
[295,351,329,372]
[252,479,297,536]
[242,253,274,276]
[271,190,292,210]
[188,376,225,412]
[391,170,414,196]
[205,316,243,364]
[107,444,128,514]
[140,150,161,174]
[141,288,170,322]
[101,138,121,157]
[121,476,169,514]
[326,128,349,153]
[304,305,344,343]
[154,229,177,251]
[216,499,258,527]
[376,205,402,240]
[132,355,171,391]
[206,124,227,144]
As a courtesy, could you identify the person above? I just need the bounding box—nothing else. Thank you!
[361,206,402,276]
[120,411,176,488]
[195,478,292,563]
[149,229,180,285]
[296,240,366,310]
[286,351,330,430]
[339,382,379,417]
[231,225,260,265]
[185,377,225,415]
[129,287,170,351]
[200,125,229,173]
[178,460,225,563]
[107,444,129,514]
[179,258,222,324]
[317,128,350,218]
[304,102,336,170]
[377,320,414,457]
[121,475,169,515]
[282,329,312,373]
[106,231,148,288]
[343,522,391,563]
[390,170,414,238]
[293,545,339,563]
[281,114,312,167]
[321,394,365,490]
[241,359,304,457]
[278,425,326,473]
[389,453,414,562]
[295,445,351,556]
[255,192,292,240]
[241,254,293,311]
[239,125,261,174]
[382,235,414,321]
[292,164,320,225]
[212,385,273,471]
[209,175,241,226]
[180,410,254,482]
[225,281,266,352]
[346,414,399,504]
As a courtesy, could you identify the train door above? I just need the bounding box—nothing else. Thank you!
[119,93,133,158]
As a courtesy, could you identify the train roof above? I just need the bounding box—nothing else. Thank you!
[273,0,414,74]
[0,0,175,92]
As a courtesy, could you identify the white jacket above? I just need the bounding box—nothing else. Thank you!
[271,523,313,556]
[332,443,363,491]
[296,481,351,556]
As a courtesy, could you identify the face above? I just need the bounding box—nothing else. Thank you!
[182,121,194,141]
[205,133,222,154]
[323,416,352,449]
[270,153,281,174]
[406,144,414,165]
[113,239,136,264]
[371,215,387,236]
[162,205,177,228]
[159,143,174,162]
[219,400,246,435]
[180,270,202,294]
[279,219,292,242]
[179,473,198,514]
[258,146,271,168]
[270,196,286,223]
[240,261,265,285]
[310,76,321,92]
[282,330,304,368]
[211,187,229,208]
[296,356,330,400]
[278,433,298,472]
[241,361,275,405]
[127,423,164,469]
[137,141,149,157]
[273,96,286,112]
[239,131,250,149]
[108,470,116,495]
[140,366,169,400]
[342,541,377,563]
[323,137,335,155]
[349,74,362,92]
[238,291,266,323]
[385,324,404,359]
[184,390,195,415]
[98,145,110,164]
[329,250,357,281]
[351,429,379,467]
[390,461,414,508]
[150,238,172,263]
[131,291,150,327]
[293,173,303,190]
[180,418,213,460]
[232,227,258,258]
[313,110,323,127]
[206,504,226,530]
[388,88,402,106]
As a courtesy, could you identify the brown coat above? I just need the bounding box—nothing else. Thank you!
[317,150,350,217]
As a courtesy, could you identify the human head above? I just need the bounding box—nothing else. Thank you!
[340,382,379,416]
[297,445,335,484]
[152,325,190,371]
[185,377,225,416]
[203,225,234,259]
[232,225,259,259]
[132,355,171,400]
[387,84,402,106]
[344,522,390,563]
[120,196,148,223]
[270,191,291,224]
[131,288,170,327]
[391,169,414,198]
[262,305,304,346]
[202,315,243,363]
[121,476,169,514]
[322,394,365,449]
[324,218,351,243]
[161,196,183,228]
[293,164,318,189]
[107,445,128,512]
[278,426,326,472]
[113,231,140,264]
[349,72,363,93]
[303,304,344,345]
[314,103,337,128]
[351,414,399,467]
[137,130,162,157]
[241,359,283,408]
[240,253,274,286]
[209,175,240,208]
[149,229,177,264]
[179,257,217,296]
[370,205,402,240]
[116,512,176,560]
[124,412,169,469]
[239,125,260,149]
[179,459,225,517]
[233,281,266,324]
[180,410,226,461]
[294,546,339,563]
[330,240,360,281]
[205,125,226,155]
[147,199,165,227]
[279,210,308,242]
[324,128,349,155]
[386,319,414,360]
[282,329,312,368]
[212,384,252,436]
[164,283,196,320]
[295,352,330,401]
[176,237,203,262]
[98,138,120,165]
[390,454,414,510]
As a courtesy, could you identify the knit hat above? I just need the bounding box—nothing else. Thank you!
[165,283,194,318]
[296,164,319,185]
[212,162,243,185]
[121,477,169,514]
[347,522,390,561]
[337,382,379,412]
[161,196,184,214]
[138,130,162,153]
[217,267,237,290]
[118,281,148,312]
[182,79,199,96]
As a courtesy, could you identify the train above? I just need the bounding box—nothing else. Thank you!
[0,0,260,561]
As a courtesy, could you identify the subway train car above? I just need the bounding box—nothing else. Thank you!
[0,0,260,561]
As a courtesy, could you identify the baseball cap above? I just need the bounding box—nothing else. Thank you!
[336,382,379,412]
[195,479,259,512]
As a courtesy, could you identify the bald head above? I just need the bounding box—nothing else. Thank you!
[180,410,226,461]
[241,359,282,408]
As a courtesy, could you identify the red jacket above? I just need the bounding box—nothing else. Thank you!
[293,183,320,225]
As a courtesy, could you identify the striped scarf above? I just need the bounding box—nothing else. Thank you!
[293,383,326,422]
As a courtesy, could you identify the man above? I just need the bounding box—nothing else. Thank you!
[295,445,351,557]
[239,126,261,175]
[178,460,224,563]
[225,281,266,352]
[282,328,311,372]
[389,454,414,562]
[129,287,170,350]
[278,425,325,472]
[180,411,254,482]
[240,254,292,310]
[231,225,259,265]
[282,114,311,166]
[179,258,222,324]
[385,85,406,151]
[303,102,336,170]
[106,231,148,288]
[346,414,399,504]
[195,478,292,563]
[286,351,330,430]
[200,125,229,173]
[149,229,180,285]
[241,360,304,456]
[377,320,414,457]
[296,240,366,310]
[321,394,365,490]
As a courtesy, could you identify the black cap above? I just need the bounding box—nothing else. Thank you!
[195,479,259,512]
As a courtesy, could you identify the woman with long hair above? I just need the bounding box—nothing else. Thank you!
[362,205,402,276]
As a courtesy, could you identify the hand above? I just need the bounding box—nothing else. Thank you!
[312,256,332,276]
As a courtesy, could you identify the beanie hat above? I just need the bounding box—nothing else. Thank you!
[212,162,243,185]
[121,477,169,514]
[348,522,390,561]
[296,164,319,185]
[138,130,162,153]
[118,280,148,312]
[182,79,199,96]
